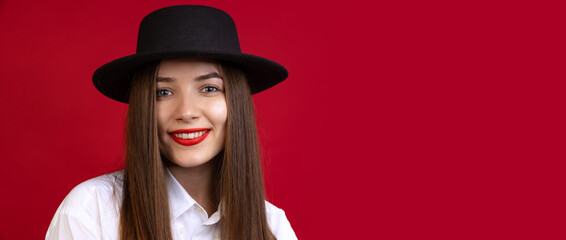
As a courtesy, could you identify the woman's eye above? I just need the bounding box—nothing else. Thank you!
[202,86,220,93]
[156,89,172,97]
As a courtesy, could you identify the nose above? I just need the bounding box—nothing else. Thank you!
[174,94,199,123]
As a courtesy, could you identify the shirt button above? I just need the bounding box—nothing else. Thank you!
[214,232,220,239]
[196,207,203,213]
[178,227,185,234]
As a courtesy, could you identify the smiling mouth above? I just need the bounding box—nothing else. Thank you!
[172,130,208,139]
[169,128,211,146]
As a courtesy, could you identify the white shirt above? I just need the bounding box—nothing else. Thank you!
[46,170,297,240]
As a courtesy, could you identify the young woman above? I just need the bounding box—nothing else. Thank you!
[46,5,297,240]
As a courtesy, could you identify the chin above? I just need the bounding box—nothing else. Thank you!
[162,151,223,169]
[175,160,210,168]
[166,155,208,168]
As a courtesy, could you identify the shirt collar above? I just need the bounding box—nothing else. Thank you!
[165,167,221,224]
[165,167,196,219]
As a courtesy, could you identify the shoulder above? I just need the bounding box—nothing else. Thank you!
[265,201,298,240]
[58,171,122,216]
[46,171,123,239]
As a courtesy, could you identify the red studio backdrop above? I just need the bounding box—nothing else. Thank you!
[1,0,565,239]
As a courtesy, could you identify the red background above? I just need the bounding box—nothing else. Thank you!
[1,0,565,239]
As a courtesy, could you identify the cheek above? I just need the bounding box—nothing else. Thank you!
[155,103,171,136]
[209,98,228,129]
[155,103,173,158]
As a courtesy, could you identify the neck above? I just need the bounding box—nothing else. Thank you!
[166,154,220,217]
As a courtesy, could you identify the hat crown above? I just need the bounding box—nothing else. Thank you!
[136,5,241,54]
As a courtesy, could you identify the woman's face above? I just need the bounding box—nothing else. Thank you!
[156,58,227,168]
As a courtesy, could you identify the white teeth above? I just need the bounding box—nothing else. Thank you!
[173,130,207,139]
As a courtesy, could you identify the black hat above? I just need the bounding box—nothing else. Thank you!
[93,5,288,103]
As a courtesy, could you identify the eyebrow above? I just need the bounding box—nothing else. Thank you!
[157,72,223,82]
[197,72,223,81]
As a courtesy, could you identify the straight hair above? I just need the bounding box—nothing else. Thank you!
[119,60,275,240]
[120,62,172,240]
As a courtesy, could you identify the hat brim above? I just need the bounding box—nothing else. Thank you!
[93,51,288,103]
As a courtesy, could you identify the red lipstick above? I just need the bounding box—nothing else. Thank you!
[169,128,210,146]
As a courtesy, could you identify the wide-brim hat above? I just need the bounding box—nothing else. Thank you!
[93,5,288,103]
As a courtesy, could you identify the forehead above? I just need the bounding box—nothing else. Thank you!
[157,58,221,78]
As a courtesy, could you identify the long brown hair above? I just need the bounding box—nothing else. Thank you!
[120,60,275,240]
